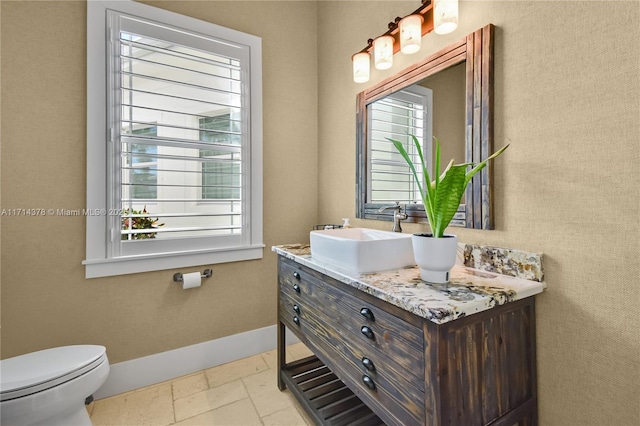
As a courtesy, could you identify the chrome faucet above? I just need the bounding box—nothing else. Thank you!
[378,202,408,232]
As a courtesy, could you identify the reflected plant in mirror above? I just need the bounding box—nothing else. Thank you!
[389,135,509,238]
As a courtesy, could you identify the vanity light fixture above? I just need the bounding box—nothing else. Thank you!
[433,0,458,35]
[400,14,423,54]
[373,35,394,70]
[352,0,459,83]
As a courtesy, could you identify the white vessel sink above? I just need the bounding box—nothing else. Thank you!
[310,228,415,273]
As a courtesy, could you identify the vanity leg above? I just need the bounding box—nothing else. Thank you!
[277,320,286,391]
[521,408,538,426]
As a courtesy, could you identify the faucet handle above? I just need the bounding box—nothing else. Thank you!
[396,208,408,220]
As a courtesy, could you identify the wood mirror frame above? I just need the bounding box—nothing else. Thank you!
[356,24,496,230]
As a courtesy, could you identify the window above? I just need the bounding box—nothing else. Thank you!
[199,114,241,200]
[85,1,263,278]
[128,126,158,200]
[368,86,432,204]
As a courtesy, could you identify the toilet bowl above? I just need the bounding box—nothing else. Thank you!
[0,345,109,426]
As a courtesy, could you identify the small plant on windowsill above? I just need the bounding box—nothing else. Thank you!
[121,206,164,240]
[388,135,509,283]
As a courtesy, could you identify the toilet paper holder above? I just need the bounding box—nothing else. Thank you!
[173,269,212,283]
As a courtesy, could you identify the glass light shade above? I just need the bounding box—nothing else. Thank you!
[352,52,370,83]
[400,15,423,54]
[433,0,458,35]
[373,35,394,70]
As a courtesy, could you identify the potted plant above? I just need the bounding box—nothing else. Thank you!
[389,135,509,283]
[121,206,164,240]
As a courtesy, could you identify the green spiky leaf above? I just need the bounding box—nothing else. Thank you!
[387,135,509,238]
[431,164,468,237]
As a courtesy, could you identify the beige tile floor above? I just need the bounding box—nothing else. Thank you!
[87,343,316,426]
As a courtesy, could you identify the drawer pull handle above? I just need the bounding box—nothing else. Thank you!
[362,375,376,391]
[293,316,300,325]
[361,357,376,372]
[293,271,301,280]
[293,284,301,293]
[293,304,300,314]
[361,326,375,340]
[360,308,375,321]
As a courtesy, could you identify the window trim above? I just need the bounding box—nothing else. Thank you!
[85,0,263,278]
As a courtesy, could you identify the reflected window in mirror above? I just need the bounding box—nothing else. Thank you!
[369,86,432,204]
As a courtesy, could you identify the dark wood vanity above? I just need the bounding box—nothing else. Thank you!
[276,254,539,426]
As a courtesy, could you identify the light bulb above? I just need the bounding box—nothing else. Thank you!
[352,52,370,83]
[434,0,458,35]
[400,15,423,54]
[373,35,394,70]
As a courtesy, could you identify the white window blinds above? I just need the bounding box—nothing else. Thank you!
[108,13,250,256]
[368,87,433,204]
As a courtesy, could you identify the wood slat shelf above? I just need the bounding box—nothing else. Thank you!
[281,355,385,426]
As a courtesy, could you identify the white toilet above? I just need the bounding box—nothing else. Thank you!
[0,345,109,426]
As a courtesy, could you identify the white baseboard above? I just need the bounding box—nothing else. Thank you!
[94,325,299,400]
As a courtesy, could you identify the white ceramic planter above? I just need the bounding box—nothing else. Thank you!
[411,233,458,283]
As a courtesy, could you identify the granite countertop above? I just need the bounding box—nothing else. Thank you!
[272,243,545,325]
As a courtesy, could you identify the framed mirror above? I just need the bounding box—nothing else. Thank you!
[356,24,496,230]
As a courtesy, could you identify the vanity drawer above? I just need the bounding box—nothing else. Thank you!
[278,259,311,300]
[308,283,424,383]
[279,291,317,336]
[279,291,424,426]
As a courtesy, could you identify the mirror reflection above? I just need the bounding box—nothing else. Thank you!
[368,62,465,205]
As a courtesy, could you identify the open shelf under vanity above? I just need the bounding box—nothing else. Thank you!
[281,355,384,426]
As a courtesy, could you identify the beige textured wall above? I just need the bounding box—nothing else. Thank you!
[420,62,466,165]
[317,1,639,425]
[0,0,318,363]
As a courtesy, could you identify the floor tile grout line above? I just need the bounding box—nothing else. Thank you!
[202,354,271,390]
[171,380,254,422]
[240,374,266,426]
[241,372,259,412]
[169,378,177,426]
[172,395,259,425]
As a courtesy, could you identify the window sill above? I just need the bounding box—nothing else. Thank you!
[83,244,265,278]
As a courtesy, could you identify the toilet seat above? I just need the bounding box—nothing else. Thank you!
[0,345,107,402]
